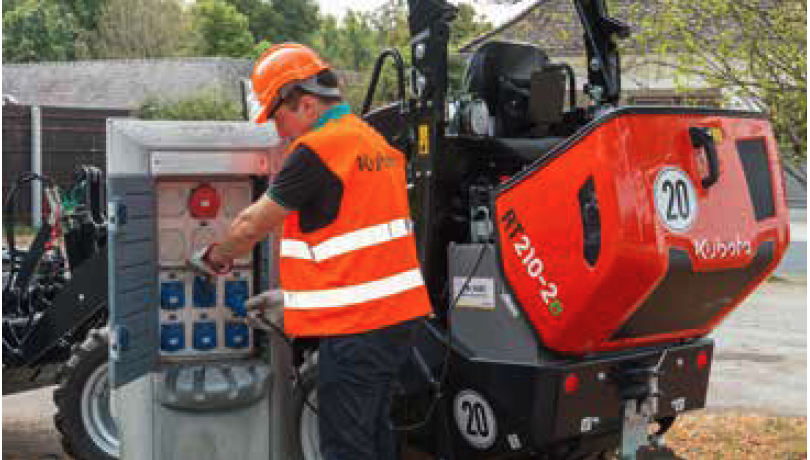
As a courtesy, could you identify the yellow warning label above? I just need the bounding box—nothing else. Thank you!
[418,124,429,155]
[709,127,724,143]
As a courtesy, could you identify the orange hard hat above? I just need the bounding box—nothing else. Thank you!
[251,43,337,124]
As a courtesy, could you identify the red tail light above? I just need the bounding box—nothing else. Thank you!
[696,351,709,370]
[564,373,579,394]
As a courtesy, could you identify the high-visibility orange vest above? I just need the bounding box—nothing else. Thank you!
[280,113,432,337]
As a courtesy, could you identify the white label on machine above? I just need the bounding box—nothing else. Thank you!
[654,167,698,233]
[581,416,600,433]
[454,390,497,449]
[452,277,496,310]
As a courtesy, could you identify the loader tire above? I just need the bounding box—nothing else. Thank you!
[292,360,413,460]
[54,328,119,460]
[292,364,321,460]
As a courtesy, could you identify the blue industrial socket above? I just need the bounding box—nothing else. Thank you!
[224,322,250,348]
[160,281,185,310]
[193,275,217,308]
[224,280,249,317]
[160,323,185,352]
[192,321,217,350]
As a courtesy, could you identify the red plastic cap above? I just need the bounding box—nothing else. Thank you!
[189,184,221,219]
[564,373,579,394]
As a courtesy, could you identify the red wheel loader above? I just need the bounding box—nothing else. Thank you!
[289,1,790,459]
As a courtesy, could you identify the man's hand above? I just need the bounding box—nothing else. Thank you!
[246,289,284,330]
[188,244,232,277]
[206,244,234,273]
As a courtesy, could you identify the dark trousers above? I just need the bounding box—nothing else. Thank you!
[318,318,417,460]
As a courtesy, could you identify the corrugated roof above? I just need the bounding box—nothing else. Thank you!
[3,57,254,110]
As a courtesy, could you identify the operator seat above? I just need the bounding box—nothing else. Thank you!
[464,40,549,138]
[463,41,568,161]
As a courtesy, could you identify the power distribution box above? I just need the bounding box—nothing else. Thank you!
[107,119,281,460]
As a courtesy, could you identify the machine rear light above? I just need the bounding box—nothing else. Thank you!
[696,351,709,370]
[564,373,579,394]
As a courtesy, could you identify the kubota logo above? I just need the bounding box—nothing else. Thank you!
[357,152,397,171]
[693,236,752,260]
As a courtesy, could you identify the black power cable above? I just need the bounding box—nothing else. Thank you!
[393,243,489,432]
[261,244,490,430]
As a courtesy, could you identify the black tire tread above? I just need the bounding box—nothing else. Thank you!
[53,327,116,460]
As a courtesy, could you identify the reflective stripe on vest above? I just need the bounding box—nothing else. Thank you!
[283,268,424,308]
[280,218,413,262]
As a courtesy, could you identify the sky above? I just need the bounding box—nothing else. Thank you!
[315,0,536,27]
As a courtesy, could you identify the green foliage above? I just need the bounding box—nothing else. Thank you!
[315,1,492,110]
[448,3,493,96]
[629,0,807,161]
[138,89,243,121]
[248,40,273,60]
[267,0,321,44]
[89,0,196,58]
[223,0,320,45]
[2,0,79,62]
[190,0,254,57]
[451,3,493,48]
[61,0,105,31]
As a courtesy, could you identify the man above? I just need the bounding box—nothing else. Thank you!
[194,43,432,459]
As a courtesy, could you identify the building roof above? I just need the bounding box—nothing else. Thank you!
[3,57,253,110]
[460,0,658,56]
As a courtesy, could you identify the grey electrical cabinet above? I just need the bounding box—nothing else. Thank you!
[107,119,280,460]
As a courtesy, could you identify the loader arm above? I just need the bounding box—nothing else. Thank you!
[572,0,631,106]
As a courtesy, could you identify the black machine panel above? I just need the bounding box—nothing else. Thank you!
[737,138,777,221]
[613,242,775,339]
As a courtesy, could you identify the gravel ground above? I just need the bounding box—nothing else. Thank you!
[707,278,807,416]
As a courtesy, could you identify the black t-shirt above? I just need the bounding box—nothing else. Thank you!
[267,144,344,233]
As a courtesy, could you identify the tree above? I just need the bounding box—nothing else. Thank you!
[629,0,807,161]
[223,0,276,43]
[2,0,79,62]
[313,14,347,67]
[61,0,105,32]
[89,0,196,59]
[190,0,254,57]
[451,3,493,48]
[224,0,320,45]
[448,3,493,94]
[266,0,321,44]
[341,10,377,72]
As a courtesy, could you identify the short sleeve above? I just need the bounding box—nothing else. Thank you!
[267,144,344,232]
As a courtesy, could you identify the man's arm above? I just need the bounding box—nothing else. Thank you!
[202,142,335,272]
[207,195,289,270]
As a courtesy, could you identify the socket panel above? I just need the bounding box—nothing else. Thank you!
[157,180,255,360]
